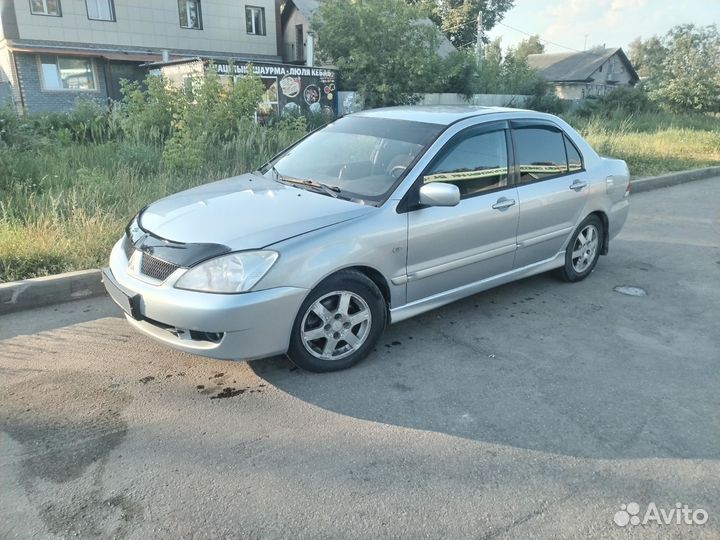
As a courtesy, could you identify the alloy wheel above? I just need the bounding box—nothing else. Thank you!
[300,290,372,361]
[571,224,599,273]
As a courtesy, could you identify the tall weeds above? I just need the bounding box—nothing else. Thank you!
[0,70,310,281]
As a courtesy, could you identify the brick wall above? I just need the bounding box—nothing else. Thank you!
[14,53,108,114]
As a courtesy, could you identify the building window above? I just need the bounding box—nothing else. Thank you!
[246,6,266,36]
[86,0,114,21]
[178,0,202,29]
[39,56,96,91]
[30,0,61,16]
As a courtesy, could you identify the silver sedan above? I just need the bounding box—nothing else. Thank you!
[103,106,630,371]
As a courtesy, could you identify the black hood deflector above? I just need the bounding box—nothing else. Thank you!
[126,215,231,268]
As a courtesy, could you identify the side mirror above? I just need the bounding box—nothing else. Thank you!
[418,182,460,208]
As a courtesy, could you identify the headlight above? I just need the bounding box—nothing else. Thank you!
[175,251,278,293]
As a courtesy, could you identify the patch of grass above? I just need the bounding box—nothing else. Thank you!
[0,125,304,283]
[564,112,720,177]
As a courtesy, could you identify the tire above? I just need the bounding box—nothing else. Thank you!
[287,270,387,372]
[558,215,603,282]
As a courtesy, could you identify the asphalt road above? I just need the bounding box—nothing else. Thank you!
[1,178,719,540]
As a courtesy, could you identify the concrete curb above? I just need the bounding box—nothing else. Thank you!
[0,166,718,315]
[0,269,104,316]
[631,166,720,193]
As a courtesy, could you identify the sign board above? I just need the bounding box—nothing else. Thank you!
[212,61,339,118]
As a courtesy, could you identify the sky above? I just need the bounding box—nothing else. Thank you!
[486,0,720,54]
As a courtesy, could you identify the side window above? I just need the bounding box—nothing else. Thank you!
[513,126,569,183]
[423,130,508,198]
[564,136,583,172]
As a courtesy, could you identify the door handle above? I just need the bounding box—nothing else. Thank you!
[492,197,516,210]
[569,180,588,191]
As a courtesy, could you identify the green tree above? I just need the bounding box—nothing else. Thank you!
[408,0,515,48]
[627,35,665,79]
[511,35,545,59]
[646,24,720,112]
[313,0,444,107]
[472,37,545,96]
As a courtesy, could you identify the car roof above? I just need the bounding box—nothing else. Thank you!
[352,105,537,126]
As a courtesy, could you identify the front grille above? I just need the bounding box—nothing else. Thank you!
[140,253,180,281]
[123,236,135,260]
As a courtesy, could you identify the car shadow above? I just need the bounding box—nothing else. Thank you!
[250,251,720,461]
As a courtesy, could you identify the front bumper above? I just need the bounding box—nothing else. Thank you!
[102,238,308,360]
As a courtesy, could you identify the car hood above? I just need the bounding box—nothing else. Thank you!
[139,173,374,250]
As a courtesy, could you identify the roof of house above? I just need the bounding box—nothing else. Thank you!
[526,47,639,84]
[283,0,456,58]
[289,0,320,20]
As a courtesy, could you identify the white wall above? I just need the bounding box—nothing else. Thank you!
[12,0,279,57]
[418,93,530,107]
[337,92,531,115]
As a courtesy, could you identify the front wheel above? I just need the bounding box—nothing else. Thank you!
[558,215,603,282]
[287,271,386,372]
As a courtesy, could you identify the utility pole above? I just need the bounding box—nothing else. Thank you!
[475,11,483,65]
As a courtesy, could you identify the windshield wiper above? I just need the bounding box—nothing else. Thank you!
[297,179,343,198]
[272,173,343,199]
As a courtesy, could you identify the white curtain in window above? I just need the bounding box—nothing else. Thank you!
[87,0,113,20]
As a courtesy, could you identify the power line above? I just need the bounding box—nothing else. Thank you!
[433,12,612,59]
[496,21,609,58]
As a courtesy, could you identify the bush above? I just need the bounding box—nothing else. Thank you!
[526,93,567,114]
[0,106,22,146]
[119,76,179,143]
[161,66,266,173]
[575,87,659,118]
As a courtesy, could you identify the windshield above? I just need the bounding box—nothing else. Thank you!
[263,116,443,203]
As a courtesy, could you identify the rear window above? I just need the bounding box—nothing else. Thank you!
[565,136,583,172]
[513,126,569,183]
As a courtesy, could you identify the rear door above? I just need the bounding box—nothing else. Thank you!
[510,121,590,268]
[405,122,519,303]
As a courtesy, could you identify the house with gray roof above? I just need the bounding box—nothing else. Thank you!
[527,47,639,100]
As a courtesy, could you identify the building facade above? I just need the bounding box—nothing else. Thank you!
[527,48,639,101]
[0,0,282,114]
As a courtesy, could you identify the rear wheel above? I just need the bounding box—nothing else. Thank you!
[287,271,386,372]
[558,215,603,282]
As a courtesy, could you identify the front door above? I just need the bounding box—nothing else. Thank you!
[406,124,519,303]
[510,122,591,268]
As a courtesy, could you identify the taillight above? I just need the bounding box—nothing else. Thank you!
[625,180,631,197]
